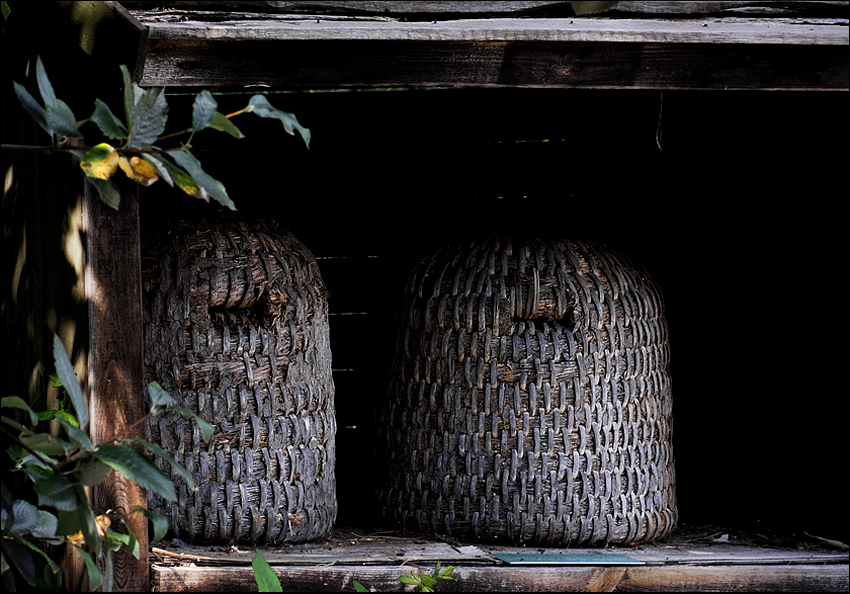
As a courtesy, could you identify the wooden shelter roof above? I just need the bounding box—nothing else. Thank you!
[116,1,849,90]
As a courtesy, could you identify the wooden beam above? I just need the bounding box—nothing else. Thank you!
[139,36,848,91]
[85,183,148,592]
[151,562,850,592]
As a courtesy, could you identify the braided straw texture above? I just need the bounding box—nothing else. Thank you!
[142,218,336,544]
[378,236,675,545]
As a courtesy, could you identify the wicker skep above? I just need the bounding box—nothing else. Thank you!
[378,236,675,545]
[142,218,336,544]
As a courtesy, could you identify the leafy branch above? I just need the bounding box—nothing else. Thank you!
[6,56,310,210]
[1,335,211,591]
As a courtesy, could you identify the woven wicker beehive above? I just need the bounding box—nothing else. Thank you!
[378,235,675,545]
[142,218,336,544]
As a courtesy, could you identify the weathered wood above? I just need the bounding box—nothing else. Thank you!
[138,15,848,45]
[139,35,848,91]
[85,183,149,592]
[151,561,850,592]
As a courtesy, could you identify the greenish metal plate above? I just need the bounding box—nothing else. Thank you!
[492,553,645,566]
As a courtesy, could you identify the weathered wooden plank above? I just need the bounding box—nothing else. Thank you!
[139,16,849,45]
[139,36,848,90]
[85,183,149,592]
[151,562,850,592]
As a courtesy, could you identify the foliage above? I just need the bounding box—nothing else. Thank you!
[1,334,210,591]
[11,56,310,210]
[251,548,455,593]
[252,551,283,592]
[397,563,455,592]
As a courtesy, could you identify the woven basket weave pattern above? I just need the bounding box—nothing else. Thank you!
[142,219,336,544]
[378,236,675,545]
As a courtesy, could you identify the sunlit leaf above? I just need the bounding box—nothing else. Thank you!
[2,396,39,425]
[93,444,177,501]
[246,95,310,148]
[115,518,141,558]
[37,409,79,427]
[119,155,159,186]
[127,86,168,149]
[52,334,88,429]
[130,506,169,542]
[132,437,195,489]
[91,98,128,140]
[252,551,282,592]
[79,142,119,180]
[209,111,244,138]
[148,381,174,408]
[192,90,218,132]
[169,148,235,210]
[86,177,121,210]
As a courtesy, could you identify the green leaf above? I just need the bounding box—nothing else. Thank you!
[56,417,93,451]
[93,444,177,501]
[132,437,195,490]
[129,506,169,542]
[9,500,39,535]
[31,509,59,539]
[72,544,104,591]
[2,396,39,425]
[127,86,168,149]
[398,575,420,585]
[141,154,174,187]
[209,111,244,138]
[246,95,310,148]
[157,156,207,200]
[46,98,83,138]
[121,64,136,128]
[91,98,128,140]
[2,537,37,587]
[192,90,218,132]
[353,580,369,592]
[37,409,79,427]
[33,475,80,511]
[86,177,121,209]
[170,405,214,444]
[252,551,282,592]
[148,381,174,408]
[52,334,88,429]
[72,457,113,487]
[35,56,58,112]
[19,432,72,458]
[168,149,235,211]
[116,518,141,558]
[74,483,101,552]
[13,81,50,137]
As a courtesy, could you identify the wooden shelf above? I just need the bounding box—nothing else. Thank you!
[119,2,849,90]
[150,528,849,591]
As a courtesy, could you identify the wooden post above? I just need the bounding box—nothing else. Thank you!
[85,182,148,592]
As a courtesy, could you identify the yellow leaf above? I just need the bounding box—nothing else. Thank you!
[119,155,159,186]
[66,514,112,546]
[79,143,119,180]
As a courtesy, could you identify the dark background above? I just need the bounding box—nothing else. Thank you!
[140,86,847,541]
